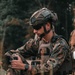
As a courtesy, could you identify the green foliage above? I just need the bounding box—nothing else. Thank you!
[0,0,74,20]
[0,0,75,52]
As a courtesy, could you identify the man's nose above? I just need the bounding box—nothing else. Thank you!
[33,29,37,33]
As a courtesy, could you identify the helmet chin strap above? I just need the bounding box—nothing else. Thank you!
[39,25,51,39]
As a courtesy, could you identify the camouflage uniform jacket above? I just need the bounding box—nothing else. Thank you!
[17,34,70,75]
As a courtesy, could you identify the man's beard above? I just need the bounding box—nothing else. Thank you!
[39,32,46,39]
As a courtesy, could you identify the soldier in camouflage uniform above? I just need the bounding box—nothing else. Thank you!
[5,8,72,75]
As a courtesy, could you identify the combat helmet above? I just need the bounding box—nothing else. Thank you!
[30,7,58,28]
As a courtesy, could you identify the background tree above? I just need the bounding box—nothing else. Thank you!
[0,0,74,39]
[0,0,75,56]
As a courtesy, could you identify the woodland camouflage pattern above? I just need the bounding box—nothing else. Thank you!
[3,34,72,75]
[16,34,71,75]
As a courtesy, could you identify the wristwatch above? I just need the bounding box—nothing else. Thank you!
[25,64,29,71]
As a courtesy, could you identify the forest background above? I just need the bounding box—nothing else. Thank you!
[0,0,75,57]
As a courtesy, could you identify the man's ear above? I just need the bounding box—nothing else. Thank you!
[47,22,50,26]
[46,22,51,29]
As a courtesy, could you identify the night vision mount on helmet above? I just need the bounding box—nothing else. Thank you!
[30,7,58,26]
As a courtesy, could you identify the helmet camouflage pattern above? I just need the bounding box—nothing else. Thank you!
[30,7,58,26]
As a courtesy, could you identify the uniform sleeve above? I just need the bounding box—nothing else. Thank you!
[17,38,39,58]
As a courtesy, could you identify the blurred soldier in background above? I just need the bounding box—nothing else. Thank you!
[69,18,75,75]
[69,18,75,50]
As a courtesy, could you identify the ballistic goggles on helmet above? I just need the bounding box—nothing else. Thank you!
[30,8,58,30]
[32,23,46,30]
[30,16,47,30]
